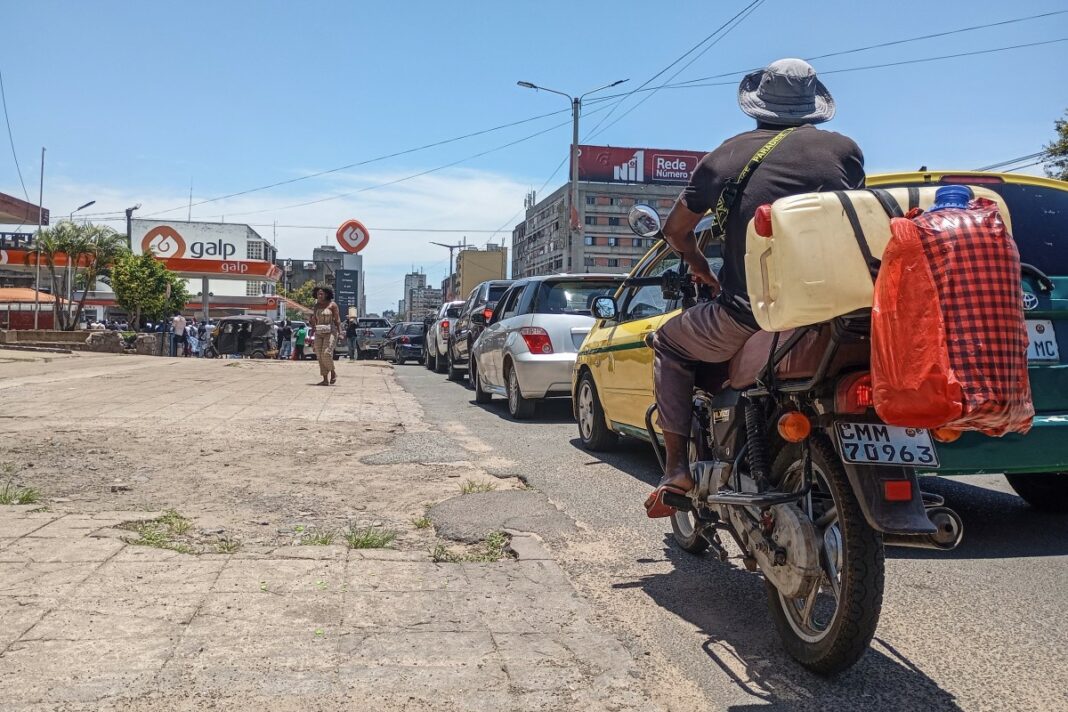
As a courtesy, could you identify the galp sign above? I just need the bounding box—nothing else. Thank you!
[336,219,370,254]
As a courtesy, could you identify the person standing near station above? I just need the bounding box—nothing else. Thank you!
[311,287,341,385]
[278,320,293,360]
[294,322,308,361]
[170,312,186,357]
[345,317,359,360]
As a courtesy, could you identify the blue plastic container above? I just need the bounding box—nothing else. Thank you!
[928,185,971,212]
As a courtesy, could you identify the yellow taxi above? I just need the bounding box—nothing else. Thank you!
[572,170,1068,509]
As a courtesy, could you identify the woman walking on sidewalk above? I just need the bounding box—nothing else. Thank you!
[311,286,341,385]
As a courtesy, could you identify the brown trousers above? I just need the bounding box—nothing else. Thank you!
[314,333,336,378]
[652,300,756,435]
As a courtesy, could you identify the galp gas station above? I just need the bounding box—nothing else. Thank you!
[129,219,283,320]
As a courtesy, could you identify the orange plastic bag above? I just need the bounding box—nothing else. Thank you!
[872,200,1033,436]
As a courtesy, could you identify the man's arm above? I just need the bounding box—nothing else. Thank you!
[663,200,719,291]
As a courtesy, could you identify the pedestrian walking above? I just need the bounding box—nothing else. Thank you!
[311,286,341,385]
[293,322,307,361]
[170,312,186,357]
[278,320,293,360]
[345,317,359,360]
[186,322,199,357]
[197,321,208,357]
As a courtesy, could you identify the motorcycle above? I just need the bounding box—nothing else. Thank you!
[616,204,963,674]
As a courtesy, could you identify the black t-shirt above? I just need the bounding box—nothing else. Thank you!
[345,321,359,338]
[680,125,865,328]
[279,325,292,340]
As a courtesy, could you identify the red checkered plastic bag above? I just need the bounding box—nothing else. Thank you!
[872,199,1033,436]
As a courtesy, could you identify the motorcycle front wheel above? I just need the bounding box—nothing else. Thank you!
[766,435,884,675]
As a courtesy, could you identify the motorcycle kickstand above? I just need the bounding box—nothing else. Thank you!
[695,523,730,562]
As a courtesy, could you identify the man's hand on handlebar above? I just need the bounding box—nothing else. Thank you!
[684,250,721,296]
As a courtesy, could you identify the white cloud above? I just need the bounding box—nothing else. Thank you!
[26,167,534,314]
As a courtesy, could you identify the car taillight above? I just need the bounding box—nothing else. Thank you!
[836,372,873,414]
[519,327,553,354]
[483,307,493,321]
[441,320,450,335]
[400,336,410,344]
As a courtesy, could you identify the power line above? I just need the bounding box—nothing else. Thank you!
[581,0,765,140]
[660,38,1068,89]
[585,0,765,141]
[670,9,1068,88]
[0,69,29,203]
[976,151,1049,171]
[139,106,574,218]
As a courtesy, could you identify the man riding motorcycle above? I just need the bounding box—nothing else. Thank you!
[646,58,866,517]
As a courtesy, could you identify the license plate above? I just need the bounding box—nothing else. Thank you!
[835,422,939,467]
[1026,319,1060,364]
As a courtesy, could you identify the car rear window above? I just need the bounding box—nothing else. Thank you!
[402,324,423,335]
[445,306,461,318]
[883,181,1068,275]
[533,280,622,315]
[487,284,509,302]
[358,319,389,328]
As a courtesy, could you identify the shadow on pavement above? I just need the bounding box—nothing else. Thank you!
[888,475,1068,560]
[567,437,663,487]
[618,535,963,712]
[467,396,578,425]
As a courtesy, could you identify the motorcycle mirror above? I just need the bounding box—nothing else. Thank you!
[591,296,618,321]
[628,204,662,238]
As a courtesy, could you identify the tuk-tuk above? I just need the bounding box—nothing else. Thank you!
[211,315,276,359]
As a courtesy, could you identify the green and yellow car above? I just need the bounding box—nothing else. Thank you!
[572,171,1068,511]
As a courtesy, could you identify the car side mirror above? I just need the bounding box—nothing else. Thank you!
[591,296,618,321]
[471,312,486,325]
[628,204,662,238]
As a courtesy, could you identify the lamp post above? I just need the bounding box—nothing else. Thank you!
[70,200,95,223]
[516,78,626,271]
[430,240,465,300]
[125,203,141,250]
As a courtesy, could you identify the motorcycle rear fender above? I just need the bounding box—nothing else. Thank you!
[839,461,936,535]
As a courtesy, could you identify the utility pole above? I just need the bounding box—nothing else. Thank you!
[516,78,626,272]
[430,241,464,301]
[33,147,44,330]
[125,203,141,250]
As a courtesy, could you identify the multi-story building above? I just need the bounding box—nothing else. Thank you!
[454,245,507,299]
[276,245,366,318]
[406,286,442,322]
[511,143,707,278]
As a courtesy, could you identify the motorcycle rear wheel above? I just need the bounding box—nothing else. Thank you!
[670,424,711,555]
[765,435,884,675]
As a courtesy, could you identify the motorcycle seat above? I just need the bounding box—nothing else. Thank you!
[727,325,869,390]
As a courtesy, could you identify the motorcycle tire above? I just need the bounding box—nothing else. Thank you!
[670,422,711,555]
[765,435,884,676]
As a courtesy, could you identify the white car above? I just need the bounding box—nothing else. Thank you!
[470,274,625,419]
[424,301,464,373]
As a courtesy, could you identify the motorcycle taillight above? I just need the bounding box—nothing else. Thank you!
[836,372,873,414]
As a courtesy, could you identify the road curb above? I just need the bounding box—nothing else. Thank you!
[504,529,553,560]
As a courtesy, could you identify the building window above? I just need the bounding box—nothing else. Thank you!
[608,237,619,247]
[608,217,620,226]
[607,258,619,267]
[584,256,595,267]
[247,241,263,260]
[584,236,593,246]
[632,238,643,248]
[585,195,596,205]
[245,281,260,297]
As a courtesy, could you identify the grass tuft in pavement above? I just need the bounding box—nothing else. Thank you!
[345,524,396,549]
[430,532,511,563]
[459,480,497,495]
[299,529,337,546]
[412,516,432,529]
[119,509,196,554]
[215,537,241,554]
[0,481,40,505]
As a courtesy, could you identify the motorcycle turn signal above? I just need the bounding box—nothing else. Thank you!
[777,411,812,443]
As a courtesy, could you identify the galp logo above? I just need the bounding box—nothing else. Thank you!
[141,226,187,258]
[336,219,370,254]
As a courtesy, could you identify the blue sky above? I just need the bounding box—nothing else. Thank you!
[2,1,1066,312]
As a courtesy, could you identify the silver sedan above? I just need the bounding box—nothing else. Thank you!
[470,274,624,419]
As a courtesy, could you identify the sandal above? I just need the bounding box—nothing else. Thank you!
[644,485,688,519]
[330,372,337,385]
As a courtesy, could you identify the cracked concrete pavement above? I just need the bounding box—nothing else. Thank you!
[0,353,658,711]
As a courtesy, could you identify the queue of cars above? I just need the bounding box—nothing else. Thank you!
[412,169,1068,511]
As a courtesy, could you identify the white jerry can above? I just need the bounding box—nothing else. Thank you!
[743,185,1011,332]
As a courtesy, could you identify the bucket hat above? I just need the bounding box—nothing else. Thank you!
[738,58,835,126]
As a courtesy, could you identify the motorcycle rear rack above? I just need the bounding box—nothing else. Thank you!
[706,485,810,508]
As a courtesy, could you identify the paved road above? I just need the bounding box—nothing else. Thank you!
[396,363,1068,712]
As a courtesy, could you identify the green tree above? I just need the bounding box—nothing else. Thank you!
[70,225,129,328]
[280,279,317,308]
[110,252,190,329]
[1045,109,1068,181]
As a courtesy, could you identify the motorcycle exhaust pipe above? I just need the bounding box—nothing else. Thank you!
[882,506,964,551]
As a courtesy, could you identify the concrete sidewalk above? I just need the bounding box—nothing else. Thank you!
[0,356,659,711]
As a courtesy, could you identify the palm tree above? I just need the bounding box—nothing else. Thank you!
[70,225,128,328]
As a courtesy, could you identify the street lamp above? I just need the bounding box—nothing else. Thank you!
[125,203,141,249]
[430,240,466,300]
[70,200,96,222]
[516,78,626,271]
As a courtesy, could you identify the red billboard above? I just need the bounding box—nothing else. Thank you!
[574,145,706,185]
